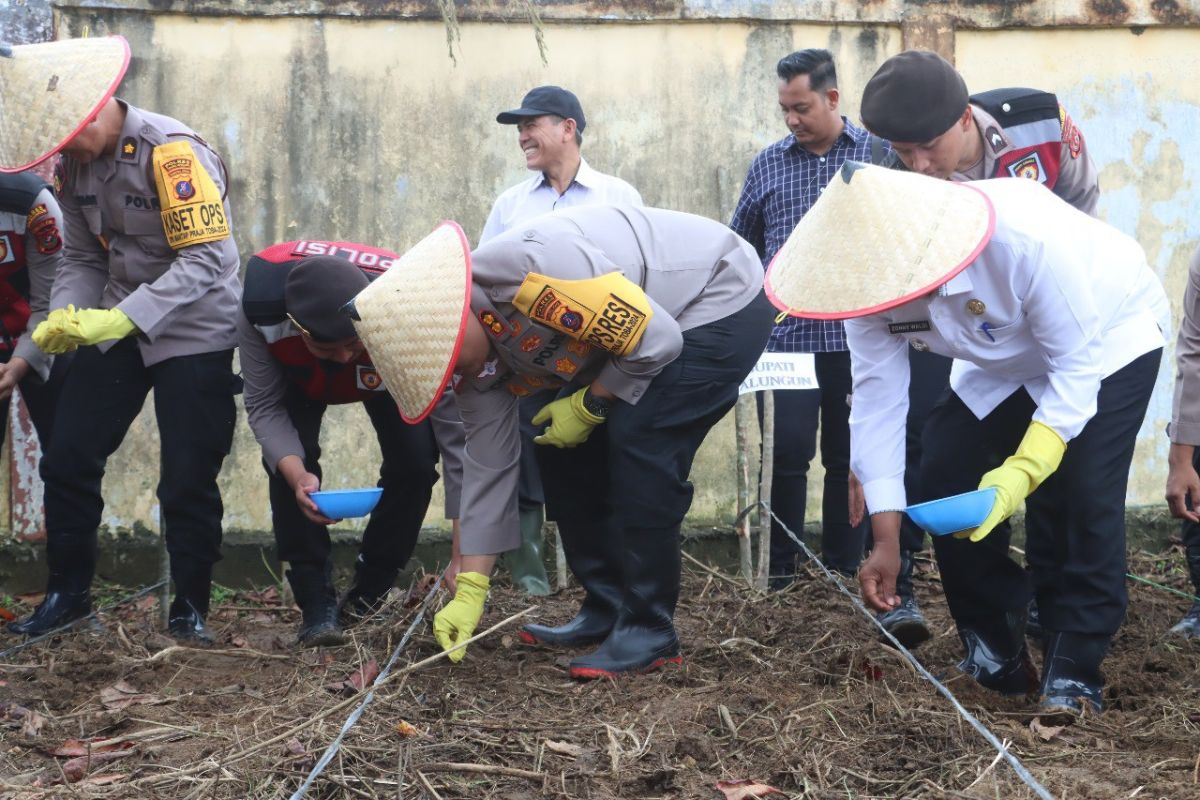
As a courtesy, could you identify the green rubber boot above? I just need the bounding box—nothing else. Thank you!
[506,507,552,596]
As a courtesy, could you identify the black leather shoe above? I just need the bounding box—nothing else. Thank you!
[1168,601,1200,639]
[337,557,398,626]
[168,597,214,646]
[298,605,346,648]
[877,551,930,649]
[288,561,347,647]
[879,597,931,649]
[7,591,92,636]
[1038,631,1107,715]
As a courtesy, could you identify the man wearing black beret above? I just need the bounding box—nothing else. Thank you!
[850,49,1102,649]
[238,242,464,646]
[860,50,1098,215]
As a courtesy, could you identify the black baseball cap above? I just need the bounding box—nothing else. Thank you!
[496,85,586,132]
[860,50,969,143]
[285,255,369,343]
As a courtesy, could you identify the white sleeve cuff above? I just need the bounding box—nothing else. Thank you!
[863,477,907,516]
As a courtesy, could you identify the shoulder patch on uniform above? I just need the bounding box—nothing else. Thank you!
[511,271,653,357]
[1059,107,1083,160]
[26,203,62,255]
[1006,152,1047,183]
[151,140,230,250]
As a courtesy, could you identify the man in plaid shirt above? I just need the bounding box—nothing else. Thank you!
[730,49,879,586]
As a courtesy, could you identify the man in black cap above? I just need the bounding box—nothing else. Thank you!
[238,241,464,646]
[852,49,1101,648]
[478,86,642,597]
[860,50,1098,213]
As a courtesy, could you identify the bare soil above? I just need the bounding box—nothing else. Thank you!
[1,545,1198,799]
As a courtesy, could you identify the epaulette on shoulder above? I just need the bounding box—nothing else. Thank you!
[970,87,1061,128]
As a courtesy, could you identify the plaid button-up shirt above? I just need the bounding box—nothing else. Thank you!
[730,119,882,353]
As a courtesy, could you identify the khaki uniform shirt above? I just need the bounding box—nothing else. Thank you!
[1170,245,1200,446]
[958,104,1100,217]
[455,205,764,554]
[53,101,240,363]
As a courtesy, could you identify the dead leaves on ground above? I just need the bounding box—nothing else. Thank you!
[716,778,786,798]
[324,658,380,694]
[100,679,163,710]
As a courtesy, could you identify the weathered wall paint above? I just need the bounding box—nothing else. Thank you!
[4,3,1194,546]
[956,26,1200,506]
[32,9,898,540]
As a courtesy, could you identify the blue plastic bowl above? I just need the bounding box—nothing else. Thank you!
[310,488,383,519]
[904,487,997,537]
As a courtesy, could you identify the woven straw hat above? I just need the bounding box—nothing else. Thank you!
[765,162,995,320]
[349,221,471,424]
[0,36,131,173]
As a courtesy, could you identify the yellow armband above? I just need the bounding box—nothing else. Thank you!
[151,140,230,250]
[512,270,653,356]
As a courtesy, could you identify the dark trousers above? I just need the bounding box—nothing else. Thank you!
[40,340,237,572]
[538,293,774,572]
[760,350,870,574]
[921,349,1161,636]
[517,391,555,512]
[899,349,955,553]
[0,348,73,452]
[268,388,439,571]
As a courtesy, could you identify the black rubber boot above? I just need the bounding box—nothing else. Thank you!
[568,525,683,679]
[877,551,931,649]
[520,518,621,648]
[338,555,399,626]
[1038,631,1108,715]
[956,609,1038,696]
[168,561,215,645]
[1026,597,1045,643]
[288,561,346,648]
[8,536,96,637]
[1168,542,1200,639]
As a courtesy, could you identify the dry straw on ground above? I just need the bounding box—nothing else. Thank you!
[1,547,1198,798]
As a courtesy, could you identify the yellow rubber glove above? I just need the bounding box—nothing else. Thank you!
[432,571,489,663]
[956,421,1066,542]
[32,305,136,354]
[531,388,605,448]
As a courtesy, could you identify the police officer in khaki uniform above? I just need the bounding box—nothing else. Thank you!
[348,207,773,679]
[239,241,465,647]
[4,37,241,644]
[0,172,70,452]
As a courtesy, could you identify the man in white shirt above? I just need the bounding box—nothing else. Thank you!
[478,86,642,602]
[766,162,1166,716]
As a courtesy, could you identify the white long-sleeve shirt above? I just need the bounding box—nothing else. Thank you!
[846,177,1168,515]
[479,157,642,245]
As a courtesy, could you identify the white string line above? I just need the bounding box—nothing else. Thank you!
[762,503,1056,800]
[289,572,445,800]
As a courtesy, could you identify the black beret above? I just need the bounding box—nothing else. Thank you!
[284,255,370,343]
[861,50,969,143]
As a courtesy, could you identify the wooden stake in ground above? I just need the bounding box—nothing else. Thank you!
[734,393,755,581]
[756,390,775,591]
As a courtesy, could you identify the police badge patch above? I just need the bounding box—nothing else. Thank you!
[355,365,385,391]
[1006,152,1047,183]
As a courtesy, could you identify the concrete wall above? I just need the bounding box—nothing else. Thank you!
[3,1,1195,543]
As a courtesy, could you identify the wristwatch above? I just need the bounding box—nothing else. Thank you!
[581,389,613,419]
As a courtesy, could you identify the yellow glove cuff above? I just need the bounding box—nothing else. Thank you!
[569,387,607,426]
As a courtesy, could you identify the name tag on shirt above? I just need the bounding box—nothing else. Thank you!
[888,320,931,335]
[739,353,817,395]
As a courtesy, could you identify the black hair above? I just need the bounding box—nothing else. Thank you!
[776,49,838,91]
